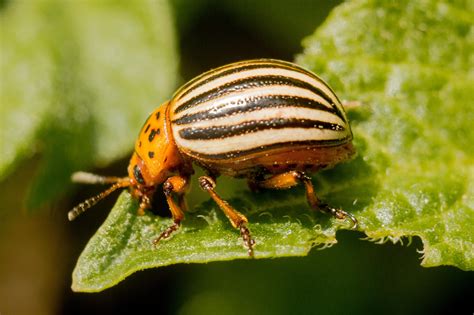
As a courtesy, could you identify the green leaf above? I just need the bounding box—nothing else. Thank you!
[0,0,178,208]
[72,189,346,292]
[72,0,473,292]
[296,0,473,271]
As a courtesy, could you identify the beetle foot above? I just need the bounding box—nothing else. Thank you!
[153,221,181,245]
[319,203,358,230]
[239,223,255,257]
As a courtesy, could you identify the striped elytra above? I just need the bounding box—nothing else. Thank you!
[168,59,353,169]
[69,59,357,258]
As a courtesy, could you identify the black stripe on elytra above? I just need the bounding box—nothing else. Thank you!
[172,94,338,126]
[185,138,352,160]
[174,75,344,121]
[177,60,329,100]
[178,62,289,99]
[178,118,345,140]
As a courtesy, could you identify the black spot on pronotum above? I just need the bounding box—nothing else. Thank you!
[148,130,156,142]
[133,165,145,185]
[148,151,155,158]
[155,112,160,120]
[148,129,161,142]
[144,124,151,133]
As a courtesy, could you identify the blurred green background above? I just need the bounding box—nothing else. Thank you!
[0,1,472,314]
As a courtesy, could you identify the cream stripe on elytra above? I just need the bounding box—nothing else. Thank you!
[171,85,335,120]
[174,67,339,109]
[172,60,300,99]
[172,106,345,130]
[175,127,347,156]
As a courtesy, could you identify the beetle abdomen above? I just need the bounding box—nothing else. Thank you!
[169,59,353,163]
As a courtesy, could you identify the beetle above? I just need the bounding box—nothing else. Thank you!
[68,59,357,257]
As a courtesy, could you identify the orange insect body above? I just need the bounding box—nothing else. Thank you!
[70,59,357,256]
[128,106,183,188]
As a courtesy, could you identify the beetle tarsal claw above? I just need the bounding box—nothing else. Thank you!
[319,203,358,230]
[153,221,181,245]
[239,223,255,257]
[345,212,359,230]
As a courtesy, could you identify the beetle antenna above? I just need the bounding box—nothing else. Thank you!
[71,171,125,185]
[68,177,131,221]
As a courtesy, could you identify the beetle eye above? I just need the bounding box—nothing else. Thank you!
[133,164,145,185]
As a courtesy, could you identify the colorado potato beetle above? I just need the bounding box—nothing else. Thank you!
[69,59,357,257]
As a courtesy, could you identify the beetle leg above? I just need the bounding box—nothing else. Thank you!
[177,194,188,212]
[153,175,189,245]
[199,176,255,257]
[256,171,358,229]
